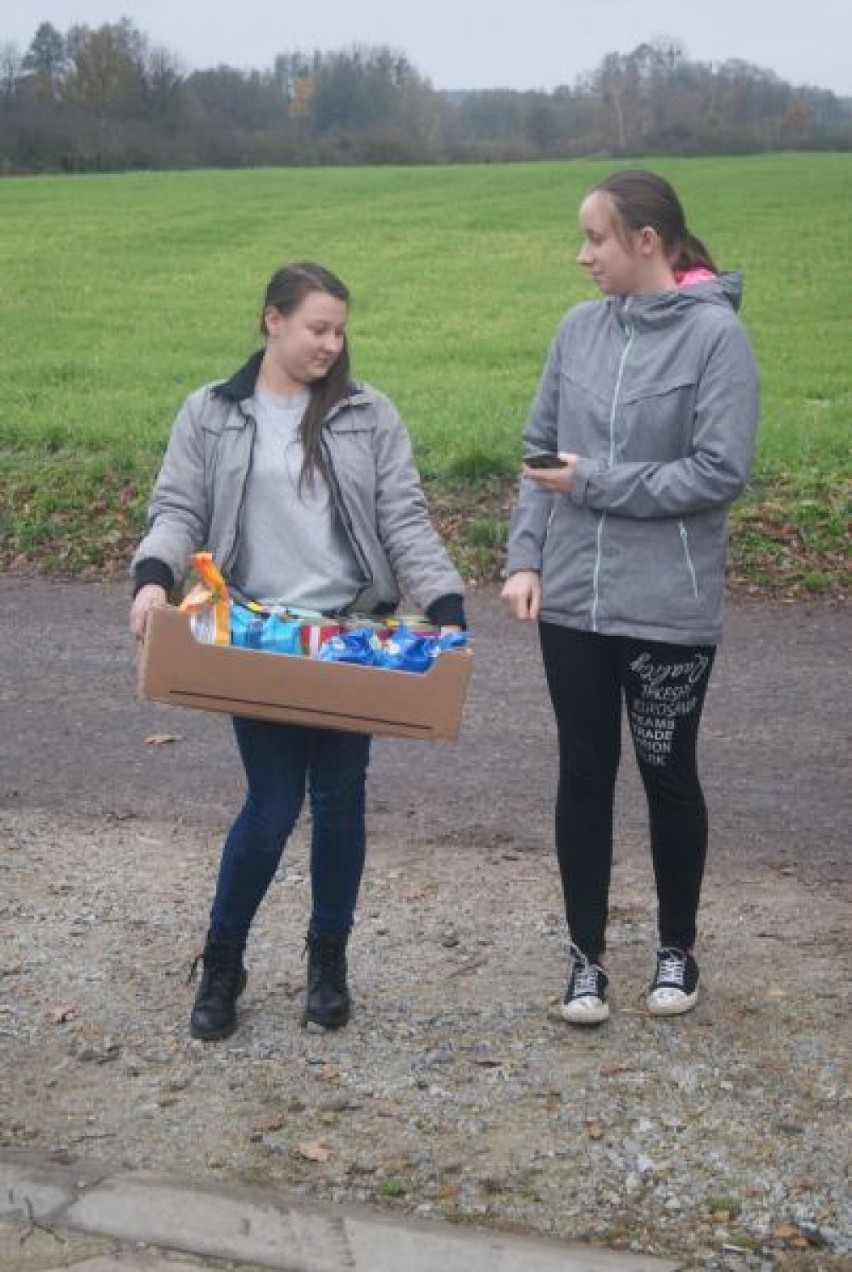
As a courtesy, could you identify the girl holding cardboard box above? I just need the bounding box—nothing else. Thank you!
[130,262,465,1040]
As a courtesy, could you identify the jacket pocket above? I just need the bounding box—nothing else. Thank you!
[325,415,374,437]
[596,518,706,630]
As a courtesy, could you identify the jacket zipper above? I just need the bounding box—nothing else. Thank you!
[222,406,256,576]
[678,520,699,598]
[320,434,372,596]
[591,304,634,631]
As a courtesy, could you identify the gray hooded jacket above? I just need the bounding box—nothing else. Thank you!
[506,274,760,645]
[132,353,465,625]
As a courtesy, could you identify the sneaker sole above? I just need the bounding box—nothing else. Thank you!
[647,988,699,1018]
[560,1001,610,1025]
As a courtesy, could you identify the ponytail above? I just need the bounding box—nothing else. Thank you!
[676,231,717,275]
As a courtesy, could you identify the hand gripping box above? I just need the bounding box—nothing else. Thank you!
[138,606,472,741]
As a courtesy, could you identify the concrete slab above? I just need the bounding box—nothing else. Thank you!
[344,1210,676,1271]
[67,1173,353,1270]
[0,1153,106,1220]
[66,1170,679,1272]
[1,1153,681,1272]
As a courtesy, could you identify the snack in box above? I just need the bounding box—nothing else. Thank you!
[230,603,303,656]
[178,552,230,645]
[320,622,467,672]
[178,553,466,669]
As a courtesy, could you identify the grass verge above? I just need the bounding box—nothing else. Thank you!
[1,451,848,600]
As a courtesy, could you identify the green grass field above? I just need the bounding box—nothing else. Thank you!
[1,155,849,591]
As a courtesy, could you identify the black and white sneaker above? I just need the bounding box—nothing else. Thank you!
[561,945,609,1025]
[647,947,699,1017]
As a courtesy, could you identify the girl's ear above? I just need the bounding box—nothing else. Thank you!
[637,225,660,256]
[262,304,281,337]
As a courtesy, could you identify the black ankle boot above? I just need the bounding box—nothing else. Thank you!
[189,938,247,1041]
[303,930,351,1029]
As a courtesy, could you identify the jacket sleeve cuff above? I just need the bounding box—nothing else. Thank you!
[133,558,175,598]
[425,593,467,630]
[570,457,603,506]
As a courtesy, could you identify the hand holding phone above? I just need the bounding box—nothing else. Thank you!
[524,452,567,469]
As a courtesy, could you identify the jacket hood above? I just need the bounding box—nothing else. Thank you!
[611,271,744,331]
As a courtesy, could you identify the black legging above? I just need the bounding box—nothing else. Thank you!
[539,622,716,963]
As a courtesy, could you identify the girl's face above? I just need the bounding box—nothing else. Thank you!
[263,290,348,392]
[577,191,650,296]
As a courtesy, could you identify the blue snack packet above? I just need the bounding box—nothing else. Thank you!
[230,603,302,656]
[435,630,468,654]
[319,623,467,672]
[319,626,385,666]
[378,624,468,672]
[376,625,436,673]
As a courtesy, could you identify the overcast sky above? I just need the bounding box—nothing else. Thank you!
[3,0,849,97]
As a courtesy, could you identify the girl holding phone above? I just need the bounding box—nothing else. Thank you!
[503,170,759,1025]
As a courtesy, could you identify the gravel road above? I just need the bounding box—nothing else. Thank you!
[0,577,849,1270]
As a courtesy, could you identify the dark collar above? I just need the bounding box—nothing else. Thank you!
[211,350,265,402]
[212,351,362,406]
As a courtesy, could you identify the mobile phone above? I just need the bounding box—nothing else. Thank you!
[524,452,566,469]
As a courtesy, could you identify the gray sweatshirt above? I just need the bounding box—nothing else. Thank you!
[506,273,760,645]
[231,387,363,611]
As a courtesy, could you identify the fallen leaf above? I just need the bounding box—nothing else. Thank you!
[587,1119,605,1140]
[772,1222,807,1242]
[295,1139,334,1163]
[51,1005,76,1023]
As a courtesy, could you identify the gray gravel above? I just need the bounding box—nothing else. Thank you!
[1,579,849,1269]
[1,803,848,1272]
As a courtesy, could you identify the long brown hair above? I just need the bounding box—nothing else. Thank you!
[260,261,351,486]
[592,169,718,273]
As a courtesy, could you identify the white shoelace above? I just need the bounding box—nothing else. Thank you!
[569,942,602,998]
[656,949,687,986]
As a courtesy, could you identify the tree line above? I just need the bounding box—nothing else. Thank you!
[2,19,849,173]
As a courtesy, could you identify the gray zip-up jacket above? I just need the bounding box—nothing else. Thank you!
[506,274,760,645]
[132,353,465,626]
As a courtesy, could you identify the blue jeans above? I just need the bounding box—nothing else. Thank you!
[208,717,372,946]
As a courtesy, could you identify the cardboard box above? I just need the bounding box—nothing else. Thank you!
[138,606,472,741]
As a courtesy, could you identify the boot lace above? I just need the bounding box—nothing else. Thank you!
[187,942,244,990]
[304,933,347,992]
